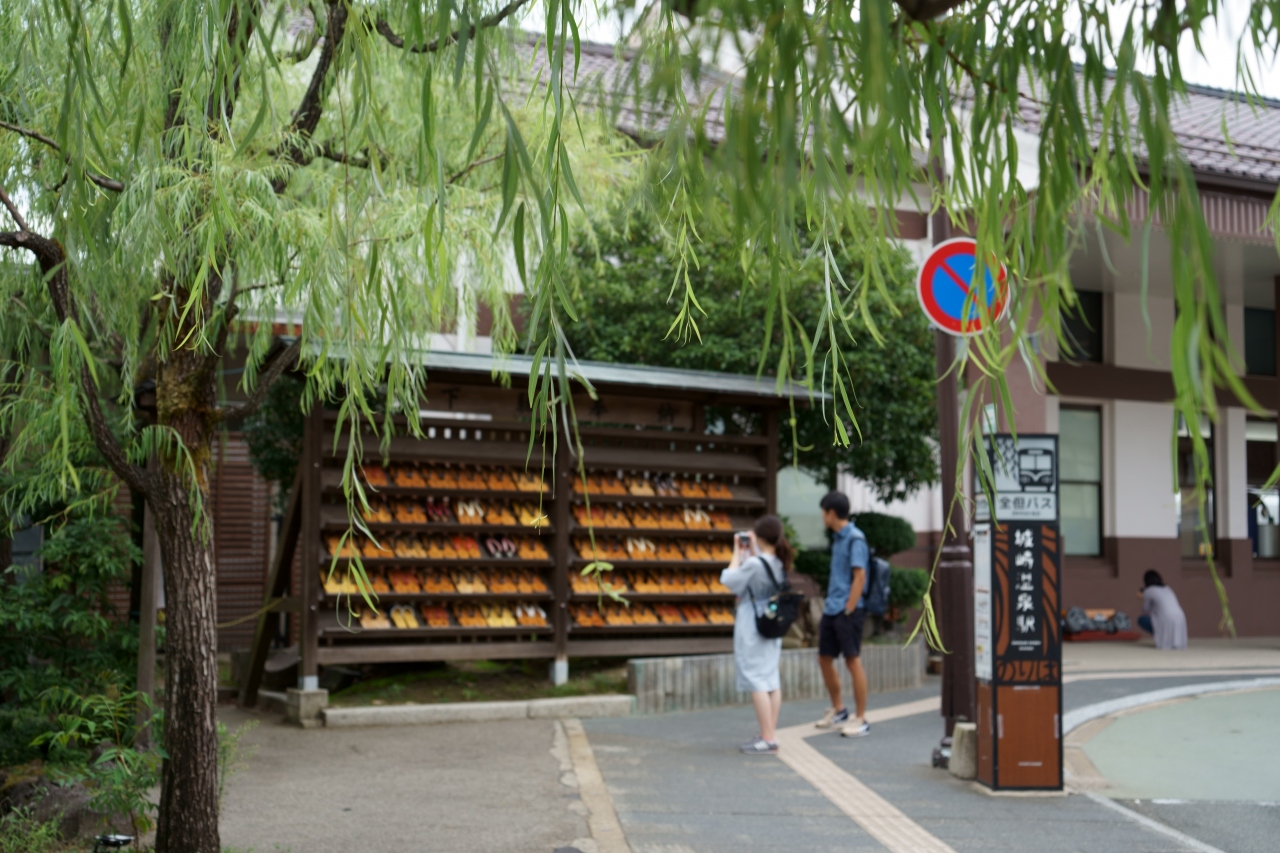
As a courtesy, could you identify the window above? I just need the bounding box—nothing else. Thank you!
[1060,407,1102,556]
[1244,308,1275,376]
[1062,291,1103,363]
[1177,416,1215,558]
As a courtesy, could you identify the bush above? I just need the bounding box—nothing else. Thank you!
[854,512,916,558]
[888,567,930,612]
[0,809,63,853]
[793,548,831,591]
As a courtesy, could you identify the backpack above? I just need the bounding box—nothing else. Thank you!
[863,551,893,616]
[748,557,804,639]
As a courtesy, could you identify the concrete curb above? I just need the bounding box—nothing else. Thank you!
[1061,676,1280,734]
[322,694,635,727]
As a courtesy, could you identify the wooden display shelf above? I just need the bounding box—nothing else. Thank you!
[329,435,539,468]
[318,612,552,639]
[322,557,553,569]
[569,528,735,541]
[570,592,735,602]
[321,506,551,535]
[570,558,728,570]
[569,491,765,508]
[324,591,553,601]
[316,641,557,665]
[577,447,767,477]
[321,469,549,499]
[566,623,732,634]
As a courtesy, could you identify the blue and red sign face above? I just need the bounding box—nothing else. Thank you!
[916,238,1008,336]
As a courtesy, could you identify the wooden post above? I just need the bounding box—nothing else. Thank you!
[135,498,160,747]
[764,409,779,514]
[239,470,302,706]
[551,429,572,685]
[298,404,322,689]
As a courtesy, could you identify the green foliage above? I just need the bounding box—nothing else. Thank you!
[794,548,832,591]
[32,686,162,836]
[888,567,930,613]
[855,512,917,558]
[216,721,258,815]
[0,515,140,705]
[242,376,305,509]
[0,809,64,853]
[559,212,938,501]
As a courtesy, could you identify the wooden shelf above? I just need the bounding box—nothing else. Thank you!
[570,592,735,602]
[569,491,764,508]
[323,557,553,569]
[569,524,735,539]
[566,623,732,635]
[318,612,552,639]
[321,506,551,535]
[324,592,552,602]
[321,469,550,500]
[570,558,728,570]
[576,446,766,477]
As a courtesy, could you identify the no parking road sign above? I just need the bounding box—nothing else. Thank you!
[916,237,1008,335]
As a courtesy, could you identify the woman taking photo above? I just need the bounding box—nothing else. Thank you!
[720,515,792,755]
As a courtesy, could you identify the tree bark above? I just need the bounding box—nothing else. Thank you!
[150,350,221,853]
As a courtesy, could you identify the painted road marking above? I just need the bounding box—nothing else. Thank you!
[775,696,956,853]
[1083,792,1227,853]
[564,717,631,853]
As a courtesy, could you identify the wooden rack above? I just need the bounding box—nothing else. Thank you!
[245,354,798,691]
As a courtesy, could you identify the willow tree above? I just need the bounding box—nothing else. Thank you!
[2,0,1275,849]
[0,2,626,849]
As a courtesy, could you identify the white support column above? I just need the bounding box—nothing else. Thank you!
[1217,407,1249,541]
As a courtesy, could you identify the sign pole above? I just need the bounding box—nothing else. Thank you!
[928,151,977,764]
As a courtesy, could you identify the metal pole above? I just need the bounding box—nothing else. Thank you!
[929,151,976,761]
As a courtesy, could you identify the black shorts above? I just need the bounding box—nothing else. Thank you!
[818,610,865,660]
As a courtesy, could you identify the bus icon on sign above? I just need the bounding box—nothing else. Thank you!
[1018,448,1054,491]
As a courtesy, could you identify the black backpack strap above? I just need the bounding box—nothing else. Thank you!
[746,556,780,608]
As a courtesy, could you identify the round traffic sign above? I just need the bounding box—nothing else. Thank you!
[916,238,1008,335]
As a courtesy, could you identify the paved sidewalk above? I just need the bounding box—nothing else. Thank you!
[218,708,596,853]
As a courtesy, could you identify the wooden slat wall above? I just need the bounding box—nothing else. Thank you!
[210,433,273,651]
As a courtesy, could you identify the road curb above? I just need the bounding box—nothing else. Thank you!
[1061,676,1280,735]
[322,694,635,727]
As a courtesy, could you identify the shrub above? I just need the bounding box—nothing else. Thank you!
[855,512,916,558]
[793,548,831,590]
[888,567,930,612]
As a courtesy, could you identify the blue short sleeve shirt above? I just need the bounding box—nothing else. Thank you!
[824,522,870,616]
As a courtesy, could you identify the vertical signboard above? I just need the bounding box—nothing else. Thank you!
[976,435,1063,791]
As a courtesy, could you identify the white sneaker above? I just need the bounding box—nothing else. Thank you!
[815,707,850,729]
[840,720,871,738]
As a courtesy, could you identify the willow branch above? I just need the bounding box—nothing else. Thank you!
[272,1,350,189]
[0,120,125,192]
[375,0,532,54]
[220,336,303,422]
[0,228,149,494]
[447,151,504,185]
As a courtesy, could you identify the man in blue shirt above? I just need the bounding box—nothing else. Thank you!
[815,491,871,737]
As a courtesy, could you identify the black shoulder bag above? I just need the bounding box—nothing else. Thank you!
[748,557,804,639]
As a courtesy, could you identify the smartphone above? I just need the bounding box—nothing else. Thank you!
[735,531,756,555]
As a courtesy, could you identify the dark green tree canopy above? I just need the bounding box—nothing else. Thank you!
[559,212,938,501]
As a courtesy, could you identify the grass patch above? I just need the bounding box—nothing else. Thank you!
[329,658,628,707]
[0,809,70,853]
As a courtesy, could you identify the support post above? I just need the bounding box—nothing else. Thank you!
[298,404,322,690]
[551,428,572,686]
[135,498,160,747]
[930,159,976,749]
[764,409,779,514]
[240,469,303,706]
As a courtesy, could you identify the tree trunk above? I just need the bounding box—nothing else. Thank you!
[150,349,221,853]
[150,468,221,853]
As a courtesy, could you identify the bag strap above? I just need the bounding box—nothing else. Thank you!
[746,556,783,608]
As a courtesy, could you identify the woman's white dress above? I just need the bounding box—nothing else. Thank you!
[720,554,784,693]
[1143,585,1188,650]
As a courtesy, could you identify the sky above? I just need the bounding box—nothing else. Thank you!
[520,0,1280,98]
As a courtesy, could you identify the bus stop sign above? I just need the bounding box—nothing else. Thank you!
[916,238,1008,335]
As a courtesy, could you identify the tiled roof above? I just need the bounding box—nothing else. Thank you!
[517,35,1280,188]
